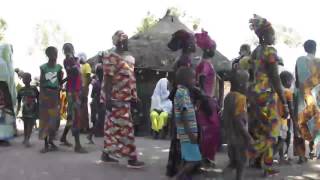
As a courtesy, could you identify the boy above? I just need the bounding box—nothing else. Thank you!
[223,69,252,180]
[174,67,201,180]
[17,73,39,147]
[276,71,295,163]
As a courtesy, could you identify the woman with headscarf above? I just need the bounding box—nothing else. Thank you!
[0,44,16,146]
[247,15,288,177]
[99,30,144,168]
[166,29,196,177]
[194,30,220,167]
[150,78,172,138]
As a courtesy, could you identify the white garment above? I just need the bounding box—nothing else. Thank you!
[150,78,172,113]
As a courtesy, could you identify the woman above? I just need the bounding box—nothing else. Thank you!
[0,44,16,146]
[166,29,196,177]
[100,30,144,168]
[247,15,288,177]
[194,30,220,167]
[294,40,320,162]
[39,46,63,153]
[150,78,172,139]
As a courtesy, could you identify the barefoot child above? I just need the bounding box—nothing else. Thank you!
[174,67,201,180]
[223,69,252,180]
[275,71,294,163]
[16,73,39,147]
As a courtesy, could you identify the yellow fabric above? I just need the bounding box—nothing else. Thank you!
[81,63,91,86]
[150,111,169,132]
[234,92,247,117]
[239,56,251,71]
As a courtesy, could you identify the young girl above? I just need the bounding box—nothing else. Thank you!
[16,73,39,147]
[39,46,63,153]
[174,67,201,180]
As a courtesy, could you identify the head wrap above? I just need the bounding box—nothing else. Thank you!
[249,14,273,38]
[195,30,216,50]
[112,30,128,46]
[168,30,195,51]
[77,52,87,62]
[151,78,172,113]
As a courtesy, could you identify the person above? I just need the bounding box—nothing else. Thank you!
[99,30,144,168]
[294,40,320,162]
[166,29,196,177]
[232,44,251,69]
[247,14,288,177]
[194,30,220,167]
[150,78,172,139]
[79,53,91,133]
[0,44,16,146]
[174,67,201,180]
[39,46,63,153]
[16,73,39,147]
[61,43,87,153]
[274,71,294,164]
[223,69,252,180]
[87,64,104,144]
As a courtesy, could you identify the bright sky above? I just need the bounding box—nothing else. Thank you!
[1,0,320,76]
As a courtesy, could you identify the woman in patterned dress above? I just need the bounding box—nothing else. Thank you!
[247,15,288,177]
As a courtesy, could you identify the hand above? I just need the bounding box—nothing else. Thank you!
[189,134,198,144]
[282,104,289,119]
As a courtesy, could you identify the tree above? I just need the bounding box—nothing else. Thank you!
[136,12,158,34]
[246,24,302,48]
[0,18,7,42]
[30,20,71,55]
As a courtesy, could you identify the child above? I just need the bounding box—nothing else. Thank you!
[276,71,295,163]
[17,73,39,147]
[87,64,104,144]
[39,46,63,153]
[174,67,201,180]
[222,69,252,180]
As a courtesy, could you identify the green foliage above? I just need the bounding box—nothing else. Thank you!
[0,18,8,42]
[136,12,158,34]
[274,24,302,48]
[32,20,70,54]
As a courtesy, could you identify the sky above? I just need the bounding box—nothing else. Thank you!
[1,0,320,76]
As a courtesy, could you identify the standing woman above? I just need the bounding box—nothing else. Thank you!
[166,29,196,177]
[39,46,63,152]
[194,30,221,166]
[100,31,144,168]
[247,15,288,177]
[0,44,16,146]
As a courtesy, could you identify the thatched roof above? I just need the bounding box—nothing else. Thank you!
[88,11,231,72]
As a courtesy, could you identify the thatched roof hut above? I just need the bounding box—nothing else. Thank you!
[88,10,231,72]
[87,11,231,136]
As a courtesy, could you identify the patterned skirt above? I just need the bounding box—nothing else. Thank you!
[66,91,82,135]
[0,82,15,140]
[39,88,60,140]
[103,101,137,160]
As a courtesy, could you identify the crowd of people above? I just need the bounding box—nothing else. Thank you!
[0,14,320,179]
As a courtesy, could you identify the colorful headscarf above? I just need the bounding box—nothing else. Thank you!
[249,14,273,38]
[195,30,216,50]
[112,30,128,46]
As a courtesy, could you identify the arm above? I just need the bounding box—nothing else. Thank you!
[16,91,22,115]
[235,113,252,144]
[218,75,224,108]
[58,70,64,86]
[39,69,45,88]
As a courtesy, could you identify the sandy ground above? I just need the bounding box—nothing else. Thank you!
[0,122,319,180]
